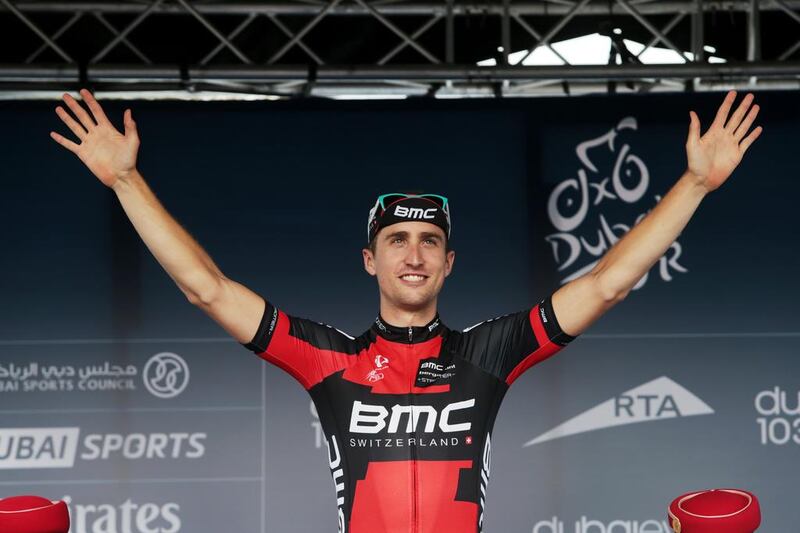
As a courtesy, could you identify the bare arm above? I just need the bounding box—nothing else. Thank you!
[549,172,707,337]
[50,88,264,344]
[551,90,763,337]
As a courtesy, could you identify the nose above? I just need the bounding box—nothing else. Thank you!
[404,241,424,266]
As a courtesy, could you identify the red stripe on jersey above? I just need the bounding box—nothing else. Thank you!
[504,304,562,386]
[350,459,476,533]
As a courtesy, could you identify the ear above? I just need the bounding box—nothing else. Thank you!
[444,249,455,277]
[363,247,376,276]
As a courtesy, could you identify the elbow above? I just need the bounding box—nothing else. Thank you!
[592,271,629,304]
[184,273,226,307]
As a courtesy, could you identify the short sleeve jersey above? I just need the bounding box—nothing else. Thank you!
[242,293,577,533]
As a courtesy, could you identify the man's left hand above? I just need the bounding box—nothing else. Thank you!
[686,90,763,193]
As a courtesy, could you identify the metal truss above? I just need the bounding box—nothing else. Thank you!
[0,0,799,98]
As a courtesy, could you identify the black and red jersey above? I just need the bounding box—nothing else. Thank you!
[243,293,577,533]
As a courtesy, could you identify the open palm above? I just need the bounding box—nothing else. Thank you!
[50,88,140,188]
[686,91,763,193]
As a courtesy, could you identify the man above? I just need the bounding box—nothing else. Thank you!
[50,89,762,533]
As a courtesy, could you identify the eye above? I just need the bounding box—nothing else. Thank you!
[424,238,437,245]
[392,237,404,244]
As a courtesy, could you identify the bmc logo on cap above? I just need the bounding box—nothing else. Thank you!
[393,205,437,219]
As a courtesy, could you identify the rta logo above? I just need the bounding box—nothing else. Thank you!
[393,205,437,220]
[143,352,190,399]
[523,377,713,447]
[614,393,679,417]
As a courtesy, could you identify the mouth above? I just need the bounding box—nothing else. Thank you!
[398,274,429,286]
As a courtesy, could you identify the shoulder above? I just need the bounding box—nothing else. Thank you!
[284,313,369,354]
[460,308,532,336]
[243,301,368,355]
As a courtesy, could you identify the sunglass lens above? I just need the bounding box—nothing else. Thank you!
[420,194,447,208]
[379,193,410,209]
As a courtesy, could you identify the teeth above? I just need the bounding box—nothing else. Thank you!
[401,275,425,281]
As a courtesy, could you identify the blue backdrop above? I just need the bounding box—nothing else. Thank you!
[0,91,797,532]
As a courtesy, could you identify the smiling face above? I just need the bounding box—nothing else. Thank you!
[362,221,455,314]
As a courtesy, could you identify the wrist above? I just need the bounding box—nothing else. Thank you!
[682,169,711,195]
[112,168,140,193]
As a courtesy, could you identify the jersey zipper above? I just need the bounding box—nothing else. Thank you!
[408,325,418,533]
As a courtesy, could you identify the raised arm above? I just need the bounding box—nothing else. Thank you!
[50,88,264,344]
[551,90,763,337]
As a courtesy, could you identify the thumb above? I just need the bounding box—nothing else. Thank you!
[686,110,700,146]
[124,109,138,138]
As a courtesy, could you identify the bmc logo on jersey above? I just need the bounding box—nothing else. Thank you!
[349,399,475,434]
[393,205,437,220]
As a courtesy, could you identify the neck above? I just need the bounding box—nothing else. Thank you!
[379,299,438,328]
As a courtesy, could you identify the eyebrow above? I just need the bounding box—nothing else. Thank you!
[384,231,444,242]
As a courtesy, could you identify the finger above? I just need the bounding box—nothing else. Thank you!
[55,105,87,140]
[123,108,138,139]
[734,104,759,140]
[686,110,701,147]
[62,92,97,131]
[79,88,111,126]
[710,90,737,130]
[726,92,754,131]
[50,131,80,153]
[740,126,763,154]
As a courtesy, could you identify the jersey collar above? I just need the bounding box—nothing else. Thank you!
[372,312,444,343]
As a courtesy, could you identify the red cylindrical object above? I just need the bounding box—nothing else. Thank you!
[0,495,71,533]
[668,488,761,533]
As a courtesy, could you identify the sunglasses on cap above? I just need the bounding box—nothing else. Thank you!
[375,193,449,212]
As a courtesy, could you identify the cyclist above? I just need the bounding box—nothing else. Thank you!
[50,88,762,533]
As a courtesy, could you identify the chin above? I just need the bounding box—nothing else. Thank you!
[394,291,433,307]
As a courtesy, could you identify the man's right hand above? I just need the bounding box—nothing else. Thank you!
[50,88,265,346]
[50,88,139,189]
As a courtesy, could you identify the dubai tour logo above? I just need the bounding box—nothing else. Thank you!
[546,117,688,287]
[523,376,714,447]
[143,352,190,399]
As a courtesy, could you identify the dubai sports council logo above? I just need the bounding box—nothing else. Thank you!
[143,352,190,399]
[523,376,714,447]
